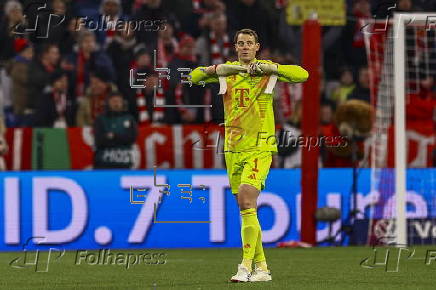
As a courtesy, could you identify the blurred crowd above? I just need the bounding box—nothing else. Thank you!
[0,0,435,168]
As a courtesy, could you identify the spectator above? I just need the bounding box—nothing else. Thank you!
[347,66,370,103]
[93,92,137,169]
[277,101,302,168]
[132,0,180,52]
[397,0,413,12]
[196,13,231,65]
[319,100,340,168]
[195,12,232,123]
[130,47,152,72]
[65,30,116,100]
[168,35,207,123]
[58,18,84,55]
[0,1,25,119]
[6,38,33,127]
[277,2,300,60]
[125,48,153,122]
[341,0,370,71]
[31,0,70,45]
[156,23,179,67]
[27,43,61,126]
[320,100,336,133]
[331,68,356,106]
[129,68,160,125]
[180,0,226,39]
[76,69,117,127]
[34,70,73,128]
[96,0,126,48]
[194,0,226,30]
[106,26,137,93]
[0,1,24,63]
[227,0,276,51]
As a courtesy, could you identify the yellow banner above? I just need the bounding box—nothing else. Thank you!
[286,0,346,26]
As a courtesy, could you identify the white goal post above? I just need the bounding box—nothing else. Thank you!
[363,12,436,246]
[394,13,435,245]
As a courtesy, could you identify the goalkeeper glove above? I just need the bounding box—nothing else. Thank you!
[215,64,247,76]
[248,62,278,76]
[248,62,263,76]
[258,63,278,75]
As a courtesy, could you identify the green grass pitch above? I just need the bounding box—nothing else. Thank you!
[1,246,435,289]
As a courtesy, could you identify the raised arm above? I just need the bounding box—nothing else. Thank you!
[189,64,247,85]
[277,64,309,83]
[253,60,309,83]
[189,66,219,85]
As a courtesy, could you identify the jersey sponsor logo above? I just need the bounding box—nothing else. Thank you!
[234,88,250,107]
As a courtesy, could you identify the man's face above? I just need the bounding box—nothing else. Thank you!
[211,15,227,34]
[103,1,119,16]
[341,70,354,86]
[159,23,173,39]
[179,42,195,57]
[53,0,66,15]
[398,0,412,11]
[359,68,369,88]
[320,105,333,124]
[90,76,108,95]
[108,96,124,111]
[81,35,96,53]
[8,6,23,23]
[235,33,260,63]
[54,75,68,91]
[22,47,33,60]
[45,46,60,66]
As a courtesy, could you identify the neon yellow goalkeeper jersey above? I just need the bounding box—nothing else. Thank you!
[190,59,308,153]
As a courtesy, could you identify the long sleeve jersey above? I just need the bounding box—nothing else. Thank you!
[189,59,309,152]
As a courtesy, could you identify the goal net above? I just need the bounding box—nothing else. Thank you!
[363,13,436,246]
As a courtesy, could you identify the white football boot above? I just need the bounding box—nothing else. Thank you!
[250,267,272,282]
[229,264,251,282]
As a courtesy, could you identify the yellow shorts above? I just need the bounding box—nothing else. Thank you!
[224,151,273,194]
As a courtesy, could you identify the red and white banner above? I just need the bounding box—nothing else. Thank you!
[1,124,434,170]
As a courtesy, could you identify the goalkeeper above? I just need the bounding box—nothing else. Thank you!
[189,29,309,282]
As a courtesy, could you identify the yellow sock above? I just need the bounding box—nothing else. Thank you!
[253,217,268,271]
[242,258,252,270]
[240,208,260,271]
[255,260,268,271]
